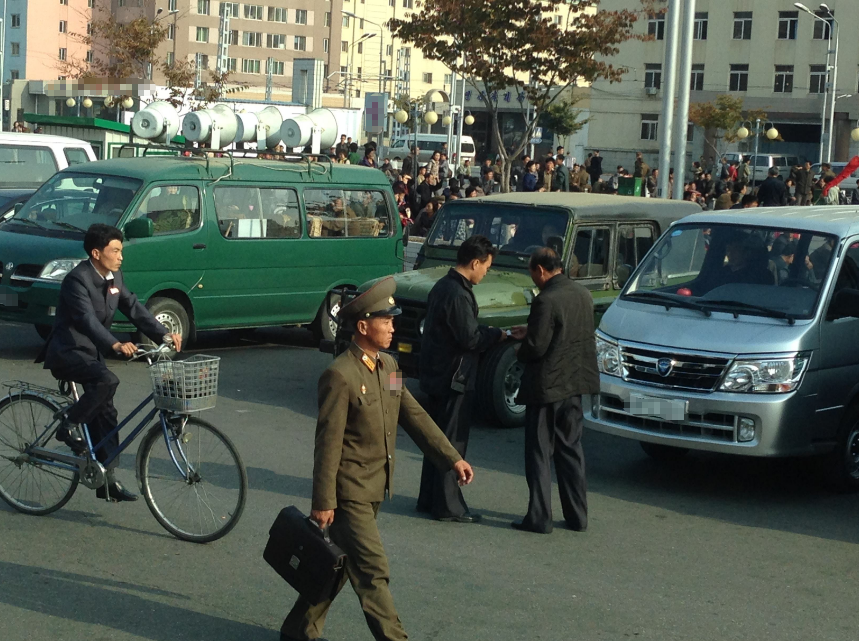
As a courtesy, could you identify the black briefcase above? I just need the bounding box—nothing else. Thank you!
[263,506,347,605]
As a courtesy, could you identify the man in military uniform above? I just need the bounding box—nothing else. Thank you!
[281,277,475,641]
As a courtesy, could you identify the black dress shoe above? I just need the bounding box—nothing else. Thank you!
[436,511,482,523]
[511,520,553,534]
[566,522,587,532]
[96,482,138,502]
[55,420,86,455]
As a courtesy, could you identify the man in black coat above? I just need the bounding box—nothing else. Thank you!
[417,235,505,521]
[756,167,788,206]
[39,224,182,501]
[795,160,814,206]
[587,150,603,187]
[510,248,599,534]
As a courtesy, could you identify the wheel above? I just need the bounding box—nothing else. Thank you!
[138,416,247,543]
[476,341,526,428]
[311,292,343,343]
[141,297,192,347]
[823,404,859,492]
[639,441,690,462]
[34,324,52,341]
[0,392,79,515]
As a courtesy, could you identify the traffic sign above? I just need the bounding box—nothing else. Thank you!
[530,126,543,145]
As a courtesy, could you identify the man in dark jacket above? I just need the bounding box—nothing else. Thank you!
[587,150,603,187]
[553,154,571,191]
[418,235,505,521]
[756,167,788,206]
[510,248,599,534]
[795,160,814,206]
[39,224,182,501]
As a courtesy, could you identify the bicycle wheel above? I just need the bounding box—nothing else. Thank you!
[0,392,79,515]
[138,416,247,543]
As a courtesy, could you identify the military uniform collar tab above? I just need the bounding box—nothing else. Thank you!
[350,342,383,372]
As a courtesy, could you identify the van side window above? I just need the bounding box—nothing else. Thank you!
[64,148,90,166]
[305,188,391,238]
[130,185,201,235]
[829,242,859,318]
[571,227,610,278]
[214,186,300,239]
[616,224,657,271]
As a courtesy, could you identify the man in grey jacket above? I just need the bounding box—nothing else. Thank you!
[510,248,599,534]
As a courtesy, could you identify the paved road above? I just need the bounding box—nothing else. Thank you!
[1,320,858,641]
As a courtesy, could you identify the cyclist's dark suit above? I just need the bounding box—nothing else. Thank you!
[36,261,167,466]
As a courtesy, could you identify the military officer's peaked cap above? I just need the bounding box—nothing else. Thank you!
[341,277,402,322]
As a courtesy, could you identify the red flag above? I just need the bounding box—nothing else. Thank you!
[823,156,859,196]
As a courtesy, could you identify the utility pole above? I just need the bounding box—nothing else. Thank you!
[657,0,681,198]
[266,57,273,102]
[671,0,697,201]
[826,16,839,163]
[217,6,231,74]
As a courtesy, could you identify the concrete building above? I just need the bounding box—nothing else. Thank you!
[589,0,859,177]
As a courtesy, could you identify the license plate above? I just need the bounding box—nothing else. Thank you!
[628,394,687,422]
[396,342,413,354]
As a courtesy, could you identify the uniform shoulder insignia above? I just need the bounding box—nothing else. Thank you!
[361,354,376,373]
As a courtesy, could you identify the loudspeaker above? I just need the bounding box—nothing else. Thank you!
[280,108,338,151]
[234,112,259,144]
[182,103,238,148]
[131,101,180,143]
[256,106,284,149]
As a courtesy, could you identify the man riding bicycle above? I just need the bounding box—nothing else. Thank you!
[36,224,182,502]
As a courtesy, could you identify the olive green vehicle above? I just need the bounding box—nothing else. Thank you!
[331,193,700,427]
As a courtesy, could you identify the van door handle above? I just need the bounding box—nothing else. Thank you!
[193,243,207,250]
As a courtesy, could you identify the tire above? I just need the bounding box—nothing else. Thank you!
[311,292,343,343]
[639,441,690,462]
[137,416,248,543]
[141,297,192,347]
[476,342,526,428]
[34,324,52,341]
[823,404,859,492]
[0,392,79,515]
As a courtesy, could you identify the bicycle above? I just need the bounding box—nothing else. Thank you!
[0,343,248,543]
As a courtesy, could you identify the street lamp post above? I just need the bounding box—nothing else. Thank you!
[343,32,374,108]
[736,119,779,188]
[342,11,385,95]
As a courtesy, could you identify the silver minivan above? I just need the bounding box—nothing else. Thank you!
[585,206,859,489]
[722,152,800,183]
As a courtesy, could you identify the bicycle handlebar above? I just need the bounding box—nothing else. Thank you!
[129,340,175,364]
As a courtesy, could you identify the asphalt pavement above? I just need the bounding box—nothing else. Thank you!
[1,320,858,641]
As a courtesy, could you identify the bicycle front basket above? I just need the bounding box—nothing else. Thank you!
[149,355,220,412]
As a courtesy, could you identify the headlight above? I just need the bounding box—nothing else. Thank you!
[38,259,84,281]
[419,318,426,335]
[596,332,621,377]
[719,353,810,393]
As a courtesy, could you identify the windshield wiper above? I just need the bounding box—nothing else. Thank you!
[50,221,86,232]
[700,299,796,325]
[624,291,711,317]
[10,217,47,230]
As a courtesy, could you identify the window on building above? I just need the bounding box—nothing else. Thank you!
[324,12,331,26]
[270,60,285,75]
[294,36,307,51]
[729,64,749,91]
[403,0,413,8]
[444,73,452,85]
[198,54,209,69]
[268,7,287,22]
[810,65,827,94]
[357,67,362,80]
[244,4,263,20]
[226,57,237,72]
[733,12,752,40]
[198,0,210,15]
[242,59,261,74]
[342,15,349,27]
[640,114,659,141]
[243,32,262,47]
[196,27,209,43]
[359,18,364,29]
[59,20,67,33]
[168,0,177,10]
[10,42,20,56]
[58,48,67,61]
[88,0,93,7]
[693,12,708,40]
[295,9,307,25]
[774,65,794,93]
[166,23,174,39]
[59,0,68,5]
[341,40,348,52]
[647,13,665,40]
[423,72,433,83]
[10,14,21,28]
[267,33,285,48]
[778,11,798,40]
[554,15,562,25]
[219,2,238,17]
[687,123,695,142]
[323,38,329,53]
[11,70,20,80]
[690,64,704,91]
[166,51,175,66]
[228,29,238,45]
[812,10,833,40]
[386,44,392,56]
[644,63,661,90]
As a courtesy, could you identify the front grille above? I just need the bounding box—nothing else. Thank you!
[9,264,43,289]
[394,298,426,341]
[621,344,730,392]
[599,394,736,442]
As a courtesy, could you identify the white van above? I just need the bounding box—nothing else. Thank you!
[0,133,96,192]
[721,152,800,183]
[389,133,476,165]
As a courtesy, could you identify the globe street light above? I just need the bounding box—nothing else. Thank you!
[736,119,780,187]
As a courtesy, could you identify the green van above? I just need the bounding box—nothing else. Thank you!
[0,155,404,342]
[331,193,700,427]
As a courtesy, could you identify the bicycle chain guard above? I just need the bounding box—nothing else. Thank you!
[79,458,106,490]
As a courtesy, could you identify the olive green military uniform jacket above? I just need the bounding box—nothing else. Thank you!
[312,343,462,511]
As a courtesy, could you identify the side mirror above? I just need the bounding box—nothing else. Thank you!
[615,264,632,289]
[829,288,859,320]
[124,217,153,239]
[13,202,25,215]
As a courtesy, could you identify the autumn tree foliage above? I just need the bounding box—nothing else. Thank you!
[689,95,769,162]
[390,0,652,191]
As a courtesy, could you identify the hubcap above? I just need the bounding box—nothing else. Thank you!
[846,427,859,480]
[328,302,341,336]
[504,361,526,414]
[155,311,183,337]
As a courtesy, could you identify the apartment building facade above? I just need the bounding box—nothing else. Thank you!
[589,0,859,172]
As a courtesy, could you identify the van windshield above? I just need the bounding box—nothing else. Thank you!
[427,204,569,257]
[623,223,838,320]
[9,172,142,234]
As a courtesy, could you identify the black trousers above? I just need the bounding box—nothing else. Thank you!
[522,395,588,532]
[51,358,120,467]
[417,391,472,518]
